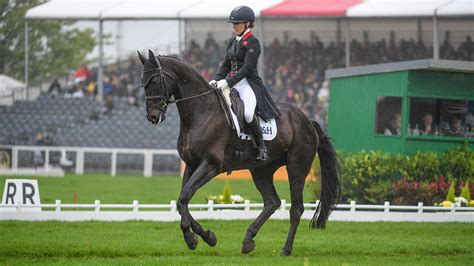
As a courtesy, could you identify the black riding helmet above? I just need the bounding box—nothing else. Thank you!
[226,6,255,23]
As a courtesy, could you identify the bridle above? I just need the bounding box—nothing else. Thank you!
[142,61,218,114]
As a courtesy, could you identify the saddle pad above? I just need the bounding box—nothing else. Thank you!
[230,111,277,141]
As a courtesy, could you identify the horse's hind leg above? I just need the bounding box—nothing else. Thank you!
[242,164,281,254]
[280,151,313,256]
[177,160,219,250]
[180,166,217,247]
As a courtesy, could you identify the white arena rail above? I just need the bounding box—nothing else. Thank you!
[1,200,473,222]
[0,145,179,177]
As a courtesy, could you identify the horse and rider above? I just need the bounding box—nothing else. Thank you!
[138,5,341,256]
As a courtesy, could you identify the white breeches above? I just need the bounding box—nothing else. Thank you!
[233,78,256,123]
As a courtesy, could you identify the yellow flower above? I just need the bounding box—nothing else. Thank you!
[440,201,452,207]
[469,200,474,207]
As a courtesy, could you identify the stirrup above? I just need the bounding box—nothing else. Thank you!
[256,147,268,162]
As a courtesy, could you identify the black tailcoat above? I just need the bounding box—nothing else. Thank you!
[214,33,281,120]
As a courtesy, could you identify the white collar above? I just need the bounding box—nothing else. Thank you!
[236,29,251,42]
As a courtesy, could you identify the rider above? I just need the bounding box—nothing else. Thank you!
[210,5,281,162]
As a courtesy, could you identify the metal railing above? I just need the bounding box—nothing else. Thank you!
[0,145,180,177]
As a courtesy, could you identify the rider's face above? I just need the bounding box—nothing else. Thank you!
[232,22,247,35]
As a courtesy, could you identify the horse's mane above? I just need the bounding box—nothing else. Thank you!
[159,55,214,89]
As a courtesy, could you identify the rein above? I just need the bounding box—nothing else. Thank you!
[143,67,219,106]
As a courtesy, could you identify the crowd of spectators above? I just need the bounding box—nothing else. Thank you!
[48,30,473,130]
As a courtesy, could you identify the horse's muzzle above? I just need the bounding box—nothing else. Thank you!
[146,110,166,125]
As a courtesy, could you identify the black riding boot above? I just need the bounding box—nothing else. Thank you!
[247,117,268,162]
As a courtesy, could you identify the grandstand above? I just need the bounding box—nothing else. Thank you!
[0,95,179,149]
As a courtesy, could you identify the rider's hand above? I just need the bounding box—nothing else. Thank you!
[209,80,217,87]
[216,79,228,90]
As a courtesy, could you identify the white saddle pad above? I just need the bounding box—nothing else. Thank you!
[230,110,277,141]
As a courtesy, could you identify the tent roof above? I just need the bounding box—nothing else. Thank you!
[25,0,124,20]
[0,75,26,95]
[346,0,474,17]
[261,0,362,17]
[178,0,283,19]
[25,0,474,20]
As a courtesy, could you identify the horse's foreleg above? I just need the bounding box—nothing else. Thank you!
[179,165,217,247]
[242,166,281,254]
[177,160,219,250]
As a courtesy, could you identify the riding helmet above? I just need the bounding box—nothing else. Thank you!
[226,6,255,23]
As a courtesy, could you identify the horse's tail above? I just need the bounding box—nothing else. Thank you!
[309,120,341,229]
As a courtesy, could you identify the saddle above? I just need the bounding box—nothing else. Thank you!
[217,88,277,141]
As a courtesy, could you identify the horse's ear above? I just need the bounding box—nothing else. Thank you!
[137,51,146,65]
[148,49,158,67]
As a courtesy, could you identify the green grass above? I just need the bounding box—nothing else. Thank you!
[0,220,472,265]
[0,174,315,204]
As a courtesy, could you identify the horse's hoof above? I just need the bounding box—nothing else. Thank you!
[204,230,217,247]
[184,232,198,250]
[280,248,292,256]
[241,240,255,254]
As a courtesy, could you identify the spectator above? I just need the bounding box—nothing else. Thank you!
[421,112,434,136]
[446,116,463,137]
[385,113,402,136]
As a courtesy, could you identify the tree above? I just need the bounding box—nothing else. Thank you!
[0,0,96,84]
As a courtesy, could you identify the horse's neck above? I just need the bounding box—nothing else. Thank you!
[174,67,221,128]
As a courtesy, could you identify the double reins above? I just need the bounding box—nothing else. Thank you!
[143,67,218,107]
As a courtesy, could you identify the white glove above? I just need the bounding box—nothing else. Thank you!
[216,79,228,90]
[209,80,217,87]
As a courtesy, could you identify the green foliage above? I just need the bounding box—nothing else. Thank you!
[403,151,441,182]
[222,181,232,204]
[440,143,474,182]
[1,0,96,84]
[313,144,473,204]
[460,181,471,202]
[446,182,456,203]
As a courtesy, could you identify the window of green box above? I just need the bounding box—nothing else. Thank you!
[408,97,474,138]
[375,96,402,136]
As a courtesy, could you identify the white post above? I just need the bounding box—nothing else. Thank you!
[244,200,250,211]
[350,201,356,212]
[44,148,50,168]
[208,200,214,212]
[111,151,117,177]
[170,200,177,213]
[433,14,439,60]
[133,200,139,212]
[143,152,153,178]
[384,201,390,213]
[345,18,350,67]
[55,200,61,213]
[95,200,101,213]
[98,19,104,102]
[25,20,29,100]
[450,203,456,213]
[76,150,84,175]
[12,147,18,170]
[280,199,286,211]
[417,202,423,213]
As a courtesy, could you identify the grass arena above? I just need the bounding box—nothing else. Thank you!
[3,0,474,264]
[1,174,473,265]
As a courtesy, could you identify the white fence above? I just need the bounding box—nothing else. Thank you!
[1,200,473,222]
[0,145,180,177]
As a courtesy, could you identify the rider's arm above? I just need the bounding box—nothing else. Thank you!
[225,37,260,88]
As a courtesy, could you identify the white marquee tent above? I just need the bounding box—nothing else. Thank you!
[24,0,474,99]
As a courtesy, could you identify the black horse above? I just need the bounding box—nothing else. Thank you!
[138,50,340,256]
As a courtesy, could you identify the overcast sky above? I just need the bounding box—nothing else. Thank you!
[72,20,180,63]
